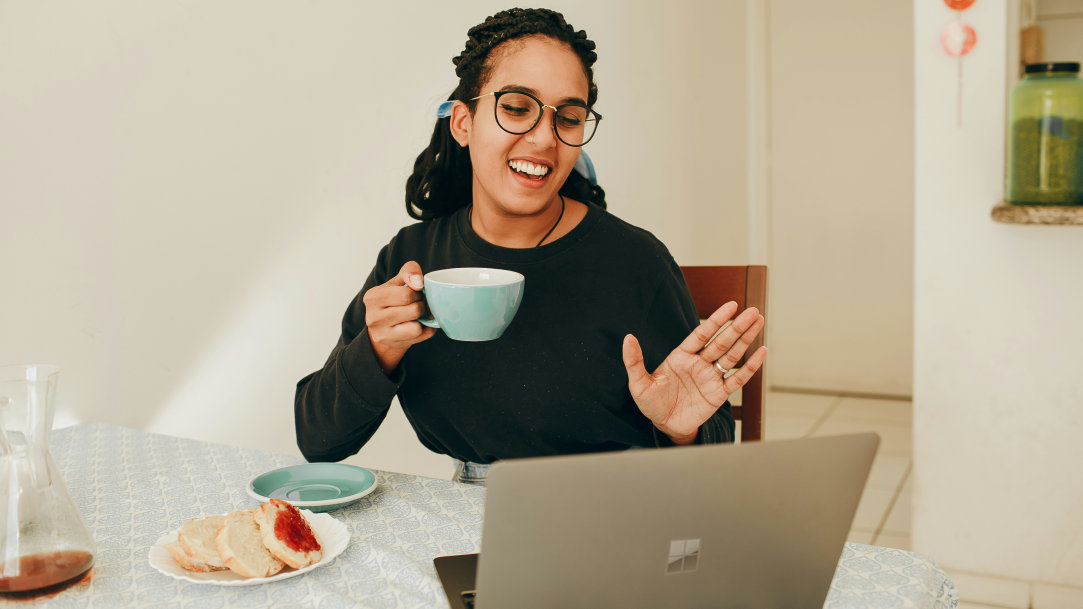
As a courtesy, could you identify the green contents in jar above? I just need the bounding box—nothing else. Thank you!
[1008,117,1083,205]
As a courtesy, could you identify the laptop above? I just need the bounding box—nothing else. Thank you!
[434,432,879,609]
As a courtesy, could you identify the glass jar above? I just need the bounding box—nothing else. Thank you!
[1006,62,1083,205]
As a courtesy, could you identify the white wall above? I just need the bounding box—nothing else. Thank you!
[914,0,1083,589]
[0,1,751,476]
[767,0,915,396]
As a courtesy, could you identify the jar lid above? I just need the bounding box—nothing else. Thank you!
[1024,62,1080,74]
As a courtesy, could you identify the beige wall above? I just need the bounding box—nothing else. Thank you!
[767,0,915,396]
[914,0,1083,589]
[0,1,751,476]
[1037,0,1083,63]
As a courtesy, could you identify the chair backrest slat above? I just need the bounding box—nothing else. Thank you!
[679,265,767,442]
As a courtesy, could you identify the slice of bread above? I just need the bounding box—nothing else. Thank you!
[215,508,285,578]
[177,515,227,570]
[254,499,323,569]
[165,541,218,573]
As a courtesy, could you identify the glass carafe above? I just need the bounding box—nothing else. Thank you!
[0,365,95,595]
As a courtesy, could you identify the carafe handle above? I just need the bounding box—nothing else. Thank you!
[0,397,52,489]
[0,396,14,457]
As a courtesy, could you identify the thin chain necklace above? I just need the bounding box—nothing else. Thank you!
[469,194,566,247]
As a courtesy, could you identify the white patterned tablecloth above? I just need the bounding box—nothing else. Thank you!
[3,423,956,608]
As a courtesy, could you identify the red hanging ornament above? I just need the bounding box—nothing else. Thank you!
[939,0,977,127]
[941,21,977,56]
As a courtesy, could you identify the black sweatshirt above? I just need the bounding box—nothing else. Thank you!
[294,204,734,464]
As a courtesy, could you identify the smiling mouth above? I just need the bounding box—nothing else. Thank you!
[508,159,551,180]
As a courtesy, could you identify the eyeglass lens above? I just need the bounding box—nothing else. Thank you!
[493,92,598,146]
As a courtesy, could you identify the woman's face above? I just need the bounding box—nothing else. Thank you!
[454,36,589,218]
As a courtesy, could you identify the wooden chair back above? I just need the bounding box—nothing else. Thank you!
[679,265,767,442]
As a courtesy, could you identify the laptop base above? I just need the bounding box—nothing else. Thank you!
[434,553,479,609]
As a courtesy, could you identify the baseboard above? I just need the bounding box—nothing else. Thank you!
[770,385,912,402]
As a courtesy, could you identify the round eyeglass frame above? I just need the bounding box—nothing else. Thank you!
[471,90,602,147]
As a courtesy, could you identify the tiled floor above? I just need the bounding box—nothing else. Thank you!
[761,389,913,550]
[763,390,1083,609]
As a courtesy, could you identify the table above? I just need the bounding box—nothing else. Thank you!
[4,423,958,608]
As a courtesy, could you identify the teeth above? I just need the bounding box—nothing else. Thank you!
[509,160,550,177]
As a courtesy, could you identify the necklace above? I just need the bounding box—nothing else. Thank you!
[535,194,565,246]
[468,194,566,247]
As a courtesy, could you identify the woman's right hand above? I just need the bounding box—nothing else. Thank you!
[363,261,436,374]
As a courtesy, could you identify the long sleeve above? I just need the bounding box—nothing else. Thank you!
[294,250,402,462]
[293,205,734,466]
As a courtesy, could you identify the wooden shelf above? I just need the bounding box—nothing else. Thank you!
[991,202,1083,225]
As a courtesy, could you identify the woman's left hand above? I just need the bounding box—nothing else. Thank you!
[622,302,766,444]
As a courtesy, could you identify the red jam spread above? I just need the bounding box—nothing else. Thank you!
[273,502,321,553]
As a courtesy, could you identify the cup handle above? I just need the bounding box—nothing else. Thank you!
[418,316,440,329]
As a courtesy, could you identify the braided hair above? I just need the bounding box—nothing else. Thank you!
[404,8,607,220]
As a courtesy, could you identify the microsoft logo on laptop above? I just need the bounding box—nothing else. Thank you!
[666,538,700,574]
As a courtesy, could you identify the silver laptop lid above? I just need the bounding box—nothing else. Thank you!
[475,433,879,609]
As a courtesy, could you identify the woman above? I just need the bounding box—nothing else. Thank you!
[295,8,765,483]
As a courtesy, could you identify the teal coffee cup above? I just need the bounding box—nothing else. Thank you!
[418,268,525,341]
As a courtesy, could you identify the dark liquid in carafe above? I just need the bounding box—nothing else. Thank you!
[0,551,94,595]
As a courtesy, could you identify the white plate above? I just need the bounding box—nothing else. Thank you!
[148,509,349,586]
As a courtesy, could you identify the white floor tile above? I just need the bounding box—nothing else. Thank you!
[872,532,911,551]
[831,396,912,426]
[945,569,1031,609]
[866,454,910,489]
[881,487,911,535]
[762,414,820,440]
[1032,582,1083,609]
[812,418,912,456]
[846,528,875,544]
[765,391,838,418]
[852,486,895,530]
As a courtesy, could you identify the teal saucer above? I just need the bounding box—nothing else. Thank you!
[247,463,378,512]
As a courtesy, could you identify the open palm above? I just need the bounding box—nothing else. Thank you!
[623,302,766,444]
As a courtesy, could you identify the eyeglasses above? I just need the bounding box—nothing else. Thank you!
[470,90,602,147]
